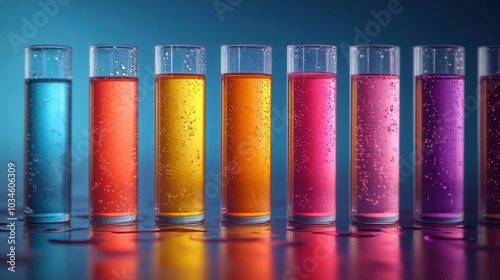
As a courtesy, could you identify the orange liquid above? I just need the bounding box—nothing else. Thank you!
[222,73,272,220]
[90,77,138,220]
[155,74,205,220]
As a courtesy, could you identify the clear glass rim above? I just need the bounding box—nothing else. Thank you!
[287,44,336,49]
[478,45,500,50]
[350,44,400,50]
[414,45,464,51]
[221,44,271,49]
[155,44,205,50]
[90,44,138,51]
[25,45,71,51]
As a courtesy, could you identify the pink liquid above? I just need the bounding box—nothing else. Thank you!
[351,74,400,223]
[288,72,336,223]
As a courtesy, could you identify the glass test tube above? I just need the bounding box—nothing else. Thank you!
[24,45,72,223]
[287,45,337,224]
[350,45,400,224]
[479,46,500,223]
[221,45,272,224]
[414,45,465,223]
[155,45,206,224]
[89,45,138,223]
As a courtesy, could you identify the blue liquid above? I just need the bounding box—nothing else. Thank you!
[24,79,71,223]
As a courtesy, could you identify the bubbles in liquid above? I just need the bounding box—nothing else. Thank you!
[416,75,464,216]
[353,74,399,215]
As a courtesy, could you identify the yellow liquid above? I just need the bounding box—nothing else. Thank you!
[155,74,205,219]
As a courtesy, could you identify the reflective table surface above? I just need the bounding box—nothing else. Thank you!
[1,197,499,280]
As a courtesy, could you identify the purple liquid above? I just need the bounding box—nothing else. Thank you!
[415,74,464,222]
[351,74,400,223]
[480,75,500,222]
[288,72,336,223]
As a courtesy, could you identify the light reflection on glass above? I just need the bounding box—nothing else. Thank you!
[349,223,402,279]
[88,224,138,280]
[153,225,206,280]
[221,224,273,280]
[414,225,466,280]
[284,226,339,279]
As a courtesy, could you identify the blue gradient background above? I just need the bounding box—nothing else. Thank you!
[0,0,499,222]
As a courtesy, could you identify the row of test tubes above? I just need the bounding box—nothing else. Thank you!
[23,44,500,225]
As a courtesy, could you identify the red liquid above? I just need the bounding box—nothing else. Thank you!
[288,72,336,223]
[480,76,500,222]
[351,74,400,223]
[90,77,138,221]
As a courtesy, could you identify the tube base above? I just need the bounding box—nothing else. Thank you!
[288,214,335,225]
[351,214,398,224]
[415,212,463,224]
[222,214,270,225]
[480,214,500,224]
[24,212,70,223]
[90,213,137,224]
[155,214,204,225]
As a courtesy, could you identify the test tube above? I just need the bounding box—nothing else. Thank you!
[155,45,206,224]
[221,44,272,224]
[287,44,337,224]
[479,46,500,224]
[350,45,400,224]
[89,45,138,223]
[414,45,465,223]
[24,45,72,223]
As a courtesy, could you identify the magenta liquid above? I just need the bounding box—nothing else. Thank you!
[480,75,500,222]
[288,72,336,223]
[415,74,464,223]
[351,74,400,223]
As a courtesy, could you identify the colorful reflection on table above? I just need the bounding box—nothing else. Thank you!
[220,224,273,280]
[284,225,339,280]
[88,224,139,280]
[413,224,466,280]
[24,224,72,280]
[349,223,402,280]
[476,224,500,279]
[153,225,207,280]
